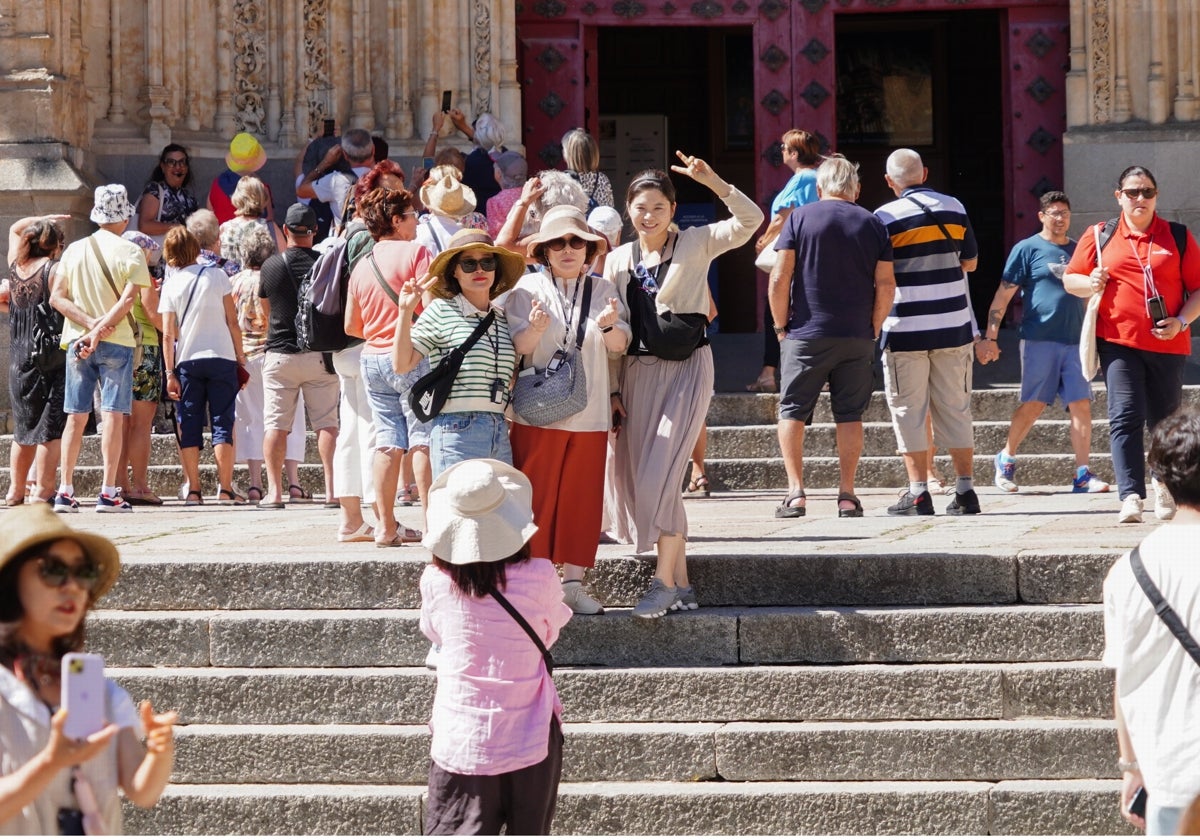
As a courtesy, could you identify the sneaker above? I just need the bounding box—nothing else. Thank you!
[96,490,133,513]
[994,452,1018,493]
[671,585,699,612]
[52,492,80,514]
[946,488,982,515]
[1072,469,1110,494]
[1152,478,1177,521]
[887,490,935,516]
[631,578,677,620]
[562,581,605,615]
[1118,494,1144,524]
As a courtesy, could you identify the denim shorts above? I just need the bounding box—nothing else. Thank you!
[431,411,512,478]
[361,352,432,451]
[63,340,134,415]
[1019,339,1092,406]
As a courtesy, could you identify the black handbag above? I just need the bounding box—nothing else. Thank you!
[626,234,708,361]
[410,310,497,422]
[30,262,66,376]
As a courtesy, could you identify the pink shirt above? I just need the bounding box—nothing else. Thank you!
[419,557,572,775]
[347,239,431,354]
[486,188,523,239]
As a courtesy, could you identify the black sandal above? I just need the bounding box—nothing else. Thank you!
[685,475,711,497]
[837,491,864,518]
[184,490,204,507]
[774,490,806,519]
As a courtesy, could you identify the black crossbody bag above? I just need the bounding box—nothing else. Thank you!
[625,233,708,361]
[485,583,555,675]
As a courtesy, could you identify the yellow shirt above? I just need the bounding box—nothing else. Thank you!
[57,229,151,348]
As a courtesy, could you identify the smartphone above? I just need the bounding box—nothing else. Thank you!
[323,118,335,137]
[1129,786,1148,819]
[1147,295,1168,324]
[441,90,452,113]
[62,653,106,740]
[422,156,435,170]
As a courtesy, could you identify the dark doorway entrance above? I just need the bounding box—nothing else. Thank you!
[836,10,1004,330]
[596,26,757,332]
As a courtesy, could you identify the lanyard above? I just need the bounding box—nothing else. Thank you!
[1127,232,1161,300]
[552,274,583,349]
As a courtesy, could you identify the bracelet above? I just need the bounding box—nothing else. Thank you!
[610,391,621,398]
[1117,759,1139,773]
[982,337,997,343]
[1176,315,1190,329]
[601,325,614,333]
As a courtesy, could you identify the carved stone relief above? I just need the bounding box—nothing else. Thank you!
[232,0,267,136]
[1091,0,1111,123]
[472,0,493,117]
[303,0,331,137]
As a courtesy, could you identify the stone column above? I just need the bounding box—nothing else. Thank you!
[106,0,126,124]
[1111,0,1131,122]
[349,0,374,128]
[1065,0,1088,126]
[1174,0,1197,121]
[266,0,282,141]
[387,0,414,139]
[277,0,299,148]
[1147,0,1169,123]
[144,0,172,146]
[214,0,237,136]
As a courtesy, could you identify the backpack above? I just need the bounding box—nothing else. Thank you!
[1096,217,1188,267]
[290,220,368,352]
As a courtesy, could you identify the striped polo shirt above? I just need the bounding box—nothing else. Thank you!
[410,296,517,414]
[874,187,979,352]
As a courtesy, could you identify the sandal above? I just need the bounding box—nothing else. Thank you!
[685,475,711,497]
[218,487,247,506]
[745,374,778,393]
[288,483,312,502]
[837,491,864,518]
[246,486,263,503]
[338,522,376,543]
[375,526,423,547]
[184,490,204,507]
[774,490,806,519]
[398,484,419,506]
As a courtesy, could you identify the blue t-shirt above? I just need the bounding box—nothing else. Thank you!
[771,168,818,216]
[776,199,894,340]
[1001,233,1081,344]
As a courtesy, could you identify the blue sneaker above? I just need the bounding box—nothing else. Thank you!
[95,490,133,513]
[53,492,80,513]
[1072,469,1110,494]
[994,451,1018,493]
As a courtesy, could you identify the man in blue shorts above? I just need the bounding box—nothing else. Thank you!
[977,190,1110,494]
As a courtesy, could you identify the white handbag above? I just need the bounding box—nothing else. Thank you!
[1078,222,1103,381]
[754,234,779,273]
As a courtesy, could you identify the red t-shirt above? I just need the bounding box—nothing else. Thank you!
[1066,214,1200,354]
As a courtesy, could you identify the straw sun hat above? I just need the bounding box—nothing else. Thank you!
[421,460,539,564]
[0,505,121,601]
[426,229,526,301]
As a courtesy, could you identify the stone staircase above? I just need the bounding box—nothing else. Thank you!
[2,386,1176,834]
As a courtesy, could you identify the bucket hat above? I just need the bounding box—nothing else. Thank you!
[422,460,538,564]
[90,184,135,225]
[0,505,120,601]
[427,229,526,300]
[420,174,477,219]
[226,133,268,174]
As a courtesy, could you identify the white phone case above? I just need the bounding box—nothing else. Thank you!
[61,653,106,740]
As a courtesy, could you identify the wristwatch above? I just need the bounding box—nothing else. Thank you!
[773,325,787,336]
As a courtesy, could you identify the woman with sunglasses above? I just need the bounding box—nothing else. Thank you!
[392,229,525,477]
[605,152,763,619]
[504,206,630,615]
[1065,165,1200,525]
[137,144,199,242]
[0,505,175,834]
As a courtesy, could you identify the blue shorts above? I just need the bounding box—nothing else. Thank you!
[361,352,432,452]
[431,411,512,478]
[176,357,239,449]
[63,340,134,415]
[1019,339,1092,406]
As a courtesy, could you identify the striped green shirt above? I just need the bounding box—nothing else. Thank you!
[411,296,517,414]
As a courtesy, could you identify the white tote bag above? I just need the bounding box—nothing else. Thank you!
[1078,222,1103,381]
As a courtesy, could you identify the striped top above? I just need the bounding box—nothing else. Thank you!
[410,296,517,414]
[874,187,979,351]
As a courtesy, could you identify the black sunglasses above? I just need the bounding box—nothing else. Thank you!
[547,236,588,252]
[36,556,102,593]
[1120,187,1157,200]
[458,256,498,273]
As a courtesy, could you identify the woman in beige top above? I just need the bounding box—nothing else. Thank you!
[603,151,763,619]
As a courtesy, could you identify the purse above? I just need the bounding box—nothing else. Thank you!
[30,261,66,376]
[511,276,592,426]
[625,233,708,362]
[754,233,780,272]
[88,235,144,369]
[410,310,497,422]
[1079,222,1104,381]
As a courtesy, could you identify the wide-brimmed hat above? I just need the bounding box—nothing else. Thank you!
[0,505,120,601]
[427,229,526,300]
[422,460,538,564]
[420,174,477,219]
[525,205,609,259]
[90,184,135,225]
[226,133,268,174]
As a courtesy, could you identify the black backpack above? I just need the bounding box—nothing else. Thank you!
[1096,217,1188,266]
[286,226,365,353]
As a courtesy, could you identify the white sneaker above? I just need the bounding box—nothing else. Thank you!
[1152,478,1177,521]
[562,580,605,615]
[1118,494,1144,524]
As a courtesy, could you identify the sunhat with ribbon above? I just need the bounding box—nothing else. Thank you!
[420,174,477,219]
[525,205,609,260]
[427,228,526,301]
[0,505,121,601]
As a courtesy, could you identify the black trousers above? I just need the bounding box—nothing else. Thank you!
[424,716,563,836]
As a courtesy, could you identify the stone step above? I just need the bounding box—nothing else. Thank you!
[107,662,1112,726]
[88,605,1103,669]
[99,549,1116,612]
[123,779,1133,835]
[168,719,1116,786]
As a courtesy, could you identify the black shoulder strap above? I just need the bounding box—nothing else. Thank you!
[1096,218,1119,255]
[485,583,554,675]
[572,276,593,351]
[368,253,400,306]
[905,194,960,257]
[1130,544,1200,667]
[1098,218,1188,270]
[452,308,496,357]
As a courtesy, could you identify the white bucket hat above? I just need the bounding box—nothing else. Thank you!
[422,460,538,564]
[420,174,477,219]
[90,184,135,225]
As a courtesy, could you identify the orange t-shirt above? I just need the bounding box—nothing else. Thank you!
[1066,214,1200,355]
[347,239,432,354]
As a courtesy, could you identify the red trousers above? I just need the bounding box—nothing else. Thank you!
[510,423,607,569]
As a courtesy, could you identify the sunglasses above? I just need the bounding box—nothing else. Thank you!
[457,256,498,273]
[546,236,588,252]
[36,556,102,593]
[1120,187,1157,200]
[163,157,189,168]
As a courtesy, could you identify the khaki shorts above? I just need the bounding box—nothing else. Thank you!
[262,350,340,431]
[881,343,974,452]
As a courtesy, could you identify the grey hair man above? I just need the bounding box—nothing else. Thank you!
[768,155,896,518]
[299,127,378,227]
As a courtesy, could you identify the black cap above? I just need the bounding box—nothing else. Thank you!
[284,203,318,233]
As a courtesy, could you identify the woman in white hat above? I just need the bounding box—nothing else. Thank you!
[416,173,479,257]
[420,459,571,835]
[392,229,525,476]
[504,206,630,615]
[0,505,176,834]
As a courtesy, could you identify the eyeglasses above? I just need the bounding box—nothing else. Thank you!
[35,556,102,593]
[457,256,498,273]
[401,211,419,218]
[546,236,587,252]
[1120,187,1157,200]
[163,157,189,168]
[1042,210,1070,218]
